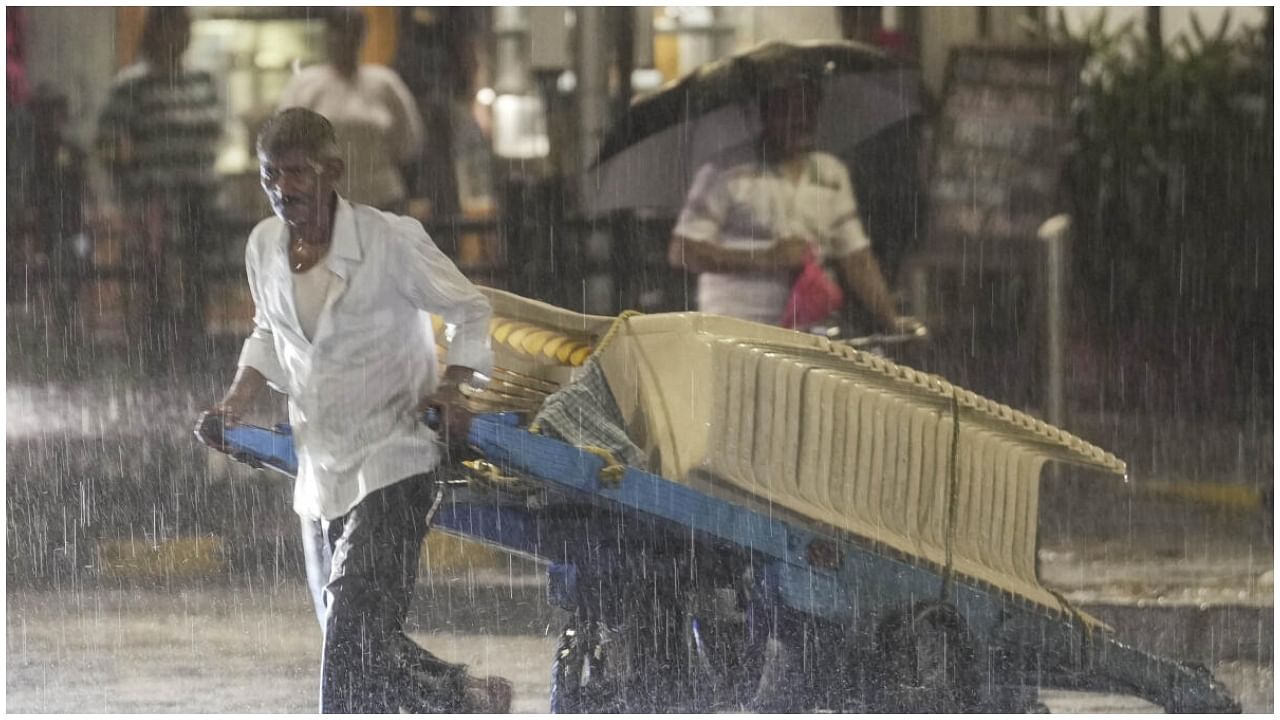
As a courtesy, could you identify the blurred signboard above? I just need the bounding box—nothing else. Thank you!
[905,45,1083,409]
[921,45,1083,267]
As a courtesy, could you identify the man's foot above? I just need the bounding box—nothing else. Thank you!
[463,675,512,713]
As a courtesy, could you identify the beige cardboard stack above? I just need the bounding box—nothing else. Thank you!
[442,289,1127,614]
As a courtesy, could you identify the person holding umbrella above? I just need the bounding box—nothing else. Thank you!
[668,73,921,335]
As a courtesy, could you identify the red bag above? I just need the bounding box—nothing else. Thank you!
[780,247,844,329]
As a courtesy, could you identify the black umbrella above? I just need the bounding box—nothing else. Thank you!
[584,40,924,217]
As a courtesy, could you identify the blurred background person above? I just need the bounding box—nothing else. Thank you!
[8,83,89,357]
[277,7,423,213]
[669,76,920,335]
[393,6,490,223]
[7,6,29,107]
[96,5,223,371]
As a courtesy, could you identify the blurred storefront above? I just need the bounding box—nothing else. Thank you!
[11,6,1272,363]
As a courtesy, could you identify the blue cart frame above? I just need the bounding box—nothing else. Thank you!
[196,412,1239,713]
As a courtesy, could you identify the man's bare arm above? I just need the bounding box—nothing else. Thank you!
[668,234,808,274]
[417,364,486,454]
[838,249,904,332]
[416,364,486,412]
[440,364,484,391]
[213,365,269,424]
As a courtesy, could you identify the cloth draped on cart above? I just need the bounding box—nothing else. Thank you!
[530,357,647,470]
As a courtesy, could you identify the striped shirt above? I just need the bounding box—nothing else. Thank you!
[96,61,223,196]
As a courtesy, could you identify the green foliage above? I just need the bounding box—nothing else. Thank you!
[1050,10,1272,333]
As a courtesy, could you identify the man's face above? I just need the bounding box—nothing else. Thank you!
[327,24,364,67]
[761,83,822,155]
[258,148,339,229]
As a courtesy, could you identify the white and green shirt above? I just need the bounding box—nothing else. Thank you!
[674,152,871,325]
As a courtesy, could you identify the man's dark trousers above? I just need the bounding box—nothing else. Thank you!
[301,473,469,713]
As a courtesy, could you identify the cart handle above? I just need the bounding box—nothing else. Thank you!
[839,325,930,349]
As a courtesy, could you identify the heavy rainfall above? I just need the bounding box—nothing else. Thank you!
[4,5,1273,714]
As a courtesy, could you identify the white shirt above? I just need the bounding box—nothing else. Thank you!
[673,152,871,325]
[238,196,493,520]
[278,64,424,209]
[293,260,335,341]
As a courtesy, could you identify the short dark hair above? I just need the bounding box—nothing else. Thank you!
[256,108,342,162]
[138,7,191,63]
[325,6,366,37]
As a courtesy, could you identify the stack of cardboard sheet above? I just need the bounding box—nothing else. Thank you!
[438,289,1127,613]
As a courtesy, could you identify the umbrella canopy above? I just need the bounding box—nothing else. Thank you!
[584,40,924,217]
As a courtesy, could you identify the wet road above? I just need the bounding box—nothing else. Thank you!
[5,576,1273,714]
[5,582,555,714]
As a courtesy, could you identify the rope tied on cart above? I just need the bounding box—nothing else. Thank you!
[940,388,962,603]
[1047,586,1104,652]
[587,309,644,360]
[579,446,627,487]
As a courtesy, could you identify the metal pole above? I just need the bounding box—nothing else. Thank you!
[1038,214,1070,431]
[492,7,529,95]
[1145,7,1164,64]
[633,6,654,68]
[575,7,614,314]
[614,6,634,120]
[575,6,609,196]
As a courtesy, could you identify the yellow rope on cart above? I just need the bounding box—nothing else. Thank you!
[940,388,962,602]
[579,446,626,486]
[587,309,644,360]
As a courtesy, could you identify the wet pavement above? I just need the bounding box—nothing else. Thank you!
[5,332,1274,713]
[5,575,1273,714]
[5,581,556,714]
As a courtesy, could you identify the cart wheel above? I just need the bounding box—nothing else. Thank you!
[873,601,979,713]
[550,621,621,713]
[684,576,823,713]
[686,586,770,710]
[551,589,701,712]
